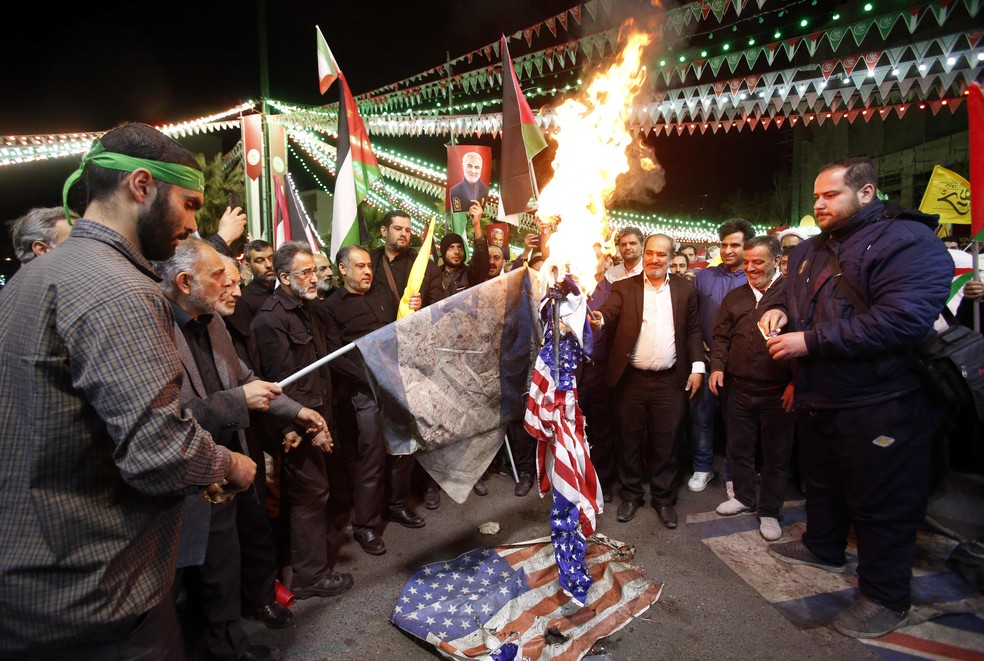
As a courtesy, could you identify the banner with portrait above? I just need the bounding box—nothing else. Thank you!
[446,145,492,213]
[486,222,510,259]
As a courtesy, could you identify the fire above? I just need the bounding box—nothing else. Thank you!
[537,28,652,295]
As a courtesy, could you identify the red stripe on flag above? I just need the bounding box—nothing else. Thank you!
[968,83,984,240]
[879,630,984,660]
[497,542,550,568]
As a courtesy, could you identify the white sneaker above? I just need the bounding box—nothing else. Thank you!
[759,517,782,541]
[716,497,753,516]
[725,480,735,499]
[687,471,714,492]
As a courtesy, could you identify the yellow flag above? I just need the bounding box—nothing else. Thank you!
[398,216,437,320]
[919,165,971,224]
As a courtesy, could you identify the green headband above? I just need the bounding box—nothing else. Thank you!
[62,137,205,223]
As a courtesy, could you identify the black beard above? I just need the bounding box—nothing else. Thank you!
[137,188,186,261]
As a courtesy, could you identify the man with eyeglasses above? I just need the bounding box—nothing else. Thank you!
[251,241,354,601]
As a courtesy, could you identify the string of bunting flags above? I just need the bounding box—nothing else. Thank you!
[352,0,979,115]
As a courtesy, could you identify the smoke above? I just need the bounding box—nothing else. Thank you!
[609,137,665,206]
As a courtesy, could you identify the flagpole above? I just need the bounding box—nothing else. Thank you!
[258,0,273,240]
[278,342,357,388]
[973,240,980,333]
[446,50,456,236]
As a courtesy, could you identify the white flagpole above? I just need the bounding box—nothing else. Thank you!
[278,342,357,388]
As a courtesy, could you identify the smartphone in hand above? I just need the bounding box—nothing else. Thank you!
[228,192,243,209]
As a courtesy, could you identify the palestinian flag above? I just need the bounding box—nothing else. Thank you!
[331,72,382,259]
[499,35,547,217]
[316,26,340,95]
[947,248,977,314]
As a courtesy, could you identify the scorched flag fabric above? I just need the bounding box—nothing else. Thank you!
[390,535,662,661]
[355,267,538,503]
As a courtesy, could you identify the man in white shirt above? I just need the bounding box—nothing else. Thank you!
[603,226,644,283]
[589,234,705,529]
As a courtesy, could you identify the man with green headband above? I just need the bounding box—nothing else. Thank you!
[0,122,258,658]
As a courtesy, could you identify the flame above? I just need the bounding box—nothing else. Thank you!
[537,28,652,295]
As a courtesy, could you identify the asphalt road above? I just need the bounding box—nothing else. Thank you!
[235,461,984,660]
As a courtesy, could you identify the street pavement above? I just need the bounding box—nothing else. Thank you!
[238,461,984,660]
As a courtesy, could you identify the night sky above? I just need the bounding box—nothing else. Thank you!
[0,0,786,269]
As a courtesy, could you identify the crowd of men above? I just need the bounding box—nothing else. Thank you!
[0,122,978,660]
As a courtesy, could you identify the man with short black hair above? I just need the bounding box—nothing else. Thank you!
[688,218,755,495]
[669,252,689,277]
[709,235,794,542]
[7,206,75,265]
[679,244,698,264]
[251,241,353,601]
[604,226,644,282]
[488,245,506,279]
[323,245,426,555]
[0,122,255,658]
[368,210,444,313]
[762,157,952,638]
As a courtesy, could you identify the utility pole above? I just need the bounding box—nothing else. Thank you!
[258,0,273,241]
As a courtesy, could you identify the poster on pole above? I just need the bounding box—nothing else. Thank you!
[446,145,492,213]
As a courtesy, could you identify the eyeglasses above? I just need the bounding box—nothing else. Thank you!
[289,268,317,280]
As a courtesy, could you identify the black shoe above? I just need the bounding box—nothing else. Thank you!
[239,644,284,661]
[602,485,614,503]
[386,507,425,528]
[514,472,535,497]
[473,480,489,496]
[616,500,641,522]
[354,528,386,555]
[242,602,293,629]
[291,571,354,599]
[655,504,678,529]
[423,485,441,510]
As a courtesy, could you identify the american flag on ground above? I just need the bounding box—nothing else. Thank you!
[524,285,603,605]
[390,535,662,661]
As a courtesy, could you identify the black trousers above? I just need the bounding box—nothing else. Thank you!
[235,489,278,611]
[349,389,412,532]
[281,433,332,589]
[577,360,618,489]
[181,500,249,660]
[798,390,942,612]
[725,380,795,518]
[507,420,537,475]
[615,367,686,505]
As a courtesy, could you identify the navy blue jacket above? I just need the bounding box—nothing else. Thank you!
[777,200,951,408]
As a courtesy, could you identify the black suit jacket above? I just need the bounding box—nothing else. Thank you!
[448,179,490,212]
[173,313,302,568]
[597,273,704,388]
